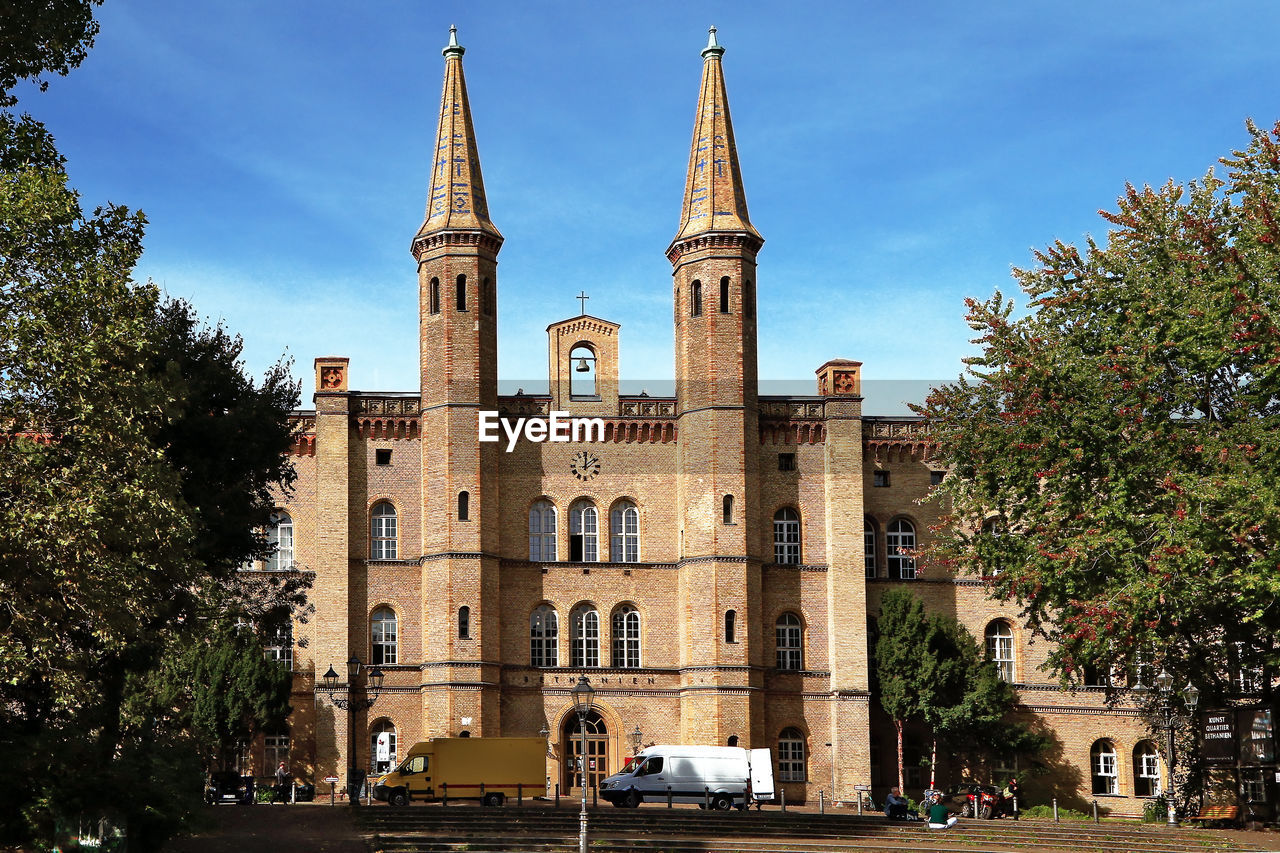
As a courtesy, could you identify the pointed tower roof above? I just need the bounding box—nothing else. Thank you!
[669,26,763,256]
[413,26,502,255]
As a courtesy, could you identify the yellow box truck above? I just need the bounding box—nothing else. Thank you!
[371,737,546,807]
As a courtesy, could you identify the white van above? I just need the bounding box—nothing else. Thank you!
[599,745,775,810]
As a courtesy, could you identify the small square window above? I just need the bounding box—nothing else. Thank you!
[778,453,796,472]
[873,471,890,487]
[375,449,392,466]
[930,471,945,486]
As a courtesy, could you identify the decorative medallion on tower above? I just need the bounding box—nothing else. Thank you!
[315,356,350,392]
[570,450,601,481]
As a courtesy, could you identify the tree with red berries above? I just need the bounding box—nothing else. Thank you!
[920,120,1280,707]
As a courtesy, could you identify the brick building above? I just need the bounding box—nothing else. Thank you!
[256,27,1163,815]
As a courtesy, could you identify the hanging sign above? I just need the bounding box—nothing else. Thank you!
[1202,710,1236,765]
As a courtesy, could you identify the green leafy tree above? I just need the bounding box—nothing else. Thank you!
[0,0,103,106]
[919,119,1280,704]
[875,588,930,792]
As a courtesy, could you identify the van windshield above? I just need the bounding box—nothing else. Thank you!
[620,757,639,774]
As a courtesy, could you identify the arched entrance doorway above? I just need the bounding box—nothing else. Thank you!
[563,710,608,793]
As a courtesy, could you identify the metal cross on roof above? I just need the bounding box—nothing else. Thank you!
[577,291,589,314]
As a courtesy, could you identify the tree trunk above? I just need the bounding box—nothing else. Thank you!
[930,736,937,790]
[895,718,905,794]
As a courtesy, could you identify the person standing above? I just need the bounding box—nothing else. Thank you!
[274,761,290,804]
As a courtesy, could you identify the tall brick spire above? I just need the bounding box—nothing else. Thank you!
[413,25,502,255]
[668,26,762,257]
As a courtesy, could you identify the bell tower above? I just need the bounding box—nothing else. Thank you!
[669,27,765,745]
[414,26,503,735]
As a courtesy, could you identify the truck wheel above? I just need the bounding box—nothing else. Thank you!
[483,792,504,807]
[388,789,409,807]
[712,794,733,811]
[979,803,994,820]
[625,790,641,809]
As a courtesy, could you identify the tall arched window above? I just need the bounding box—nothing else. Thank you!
[569,344,597,399]
[723,494,734,525]
[371,607,397,665]
[611,604,640,668]
[1134,741,1161,796]
[530,605,558,667]
[458,606,470,639]
[986,621,1014,682]
[482,276,494,316]
[457,491,470,521]
[743,279,755,318]
[370,719,397,774]
[887,518,916,579]
[370,502,397,560]
[864,519,877,578]
[455,273,467,311]
[1091,739,1118,794]
[725,610,736,643]
[778,728,806,781]
[429,277,440,314]
[570,500,598,562]
[267,511,293,571]
[610,500,639,563]
[773,508,801,565]
[776,612,803,670]
[529,500,557,562]
[571,604,600,667]
[719,276,730,313]
[690,280,703,317]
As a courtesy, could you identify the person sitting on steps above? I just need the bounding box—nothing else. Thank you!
[884,787,911,820]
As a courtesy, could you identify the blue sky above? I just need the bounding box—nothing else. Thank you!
[17,1,1280,412]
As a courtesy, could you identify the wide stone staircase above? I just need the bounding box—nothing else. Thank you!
[358,803,1263,853]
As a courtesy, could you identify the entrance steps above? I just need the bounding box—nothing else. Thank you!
[358,803,1261,853]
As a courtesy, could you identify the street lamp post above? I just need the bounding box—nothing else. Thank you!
[571,676,595,853]
[631,726,643,756]
[320,656,385,806]
[1145,668,1200,826]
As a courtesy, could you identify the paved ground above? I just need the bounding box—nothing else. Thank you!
[164,801,1280,853]
[164,803,369,853]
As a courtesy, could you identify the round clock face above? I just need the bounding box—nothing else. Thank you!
[570,450,601,481]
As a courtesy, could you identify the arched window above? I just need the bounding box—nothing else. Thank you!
[371,607,397,665]
[370,719,397,774]
[530,605,558,667]
[482,276,494,316]
[571,604,600,667]
[1091,739,1118,794]
[887,518,916,579]
[986,621,1014,682]
[723,494,734,525]
[725,610,736,643]
[455,273,467,311]
[570,499,598,562]
[1134,741,1161,797]
[611,604,640,668]
[719,276,730,313]
[773,508,801,565]
[778,728,806,781]
[743,279,755,318]
[458,491,470,521]
[458,606,470,639]
[266,511,293,571]
[776,612,803,670]
[370,502,397,560]
[610,501,639,563]
[429,277,440,314]
[690,280,702,317]
[529,500,557,562]
[569,344,597,399]
[864,519,877,578]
